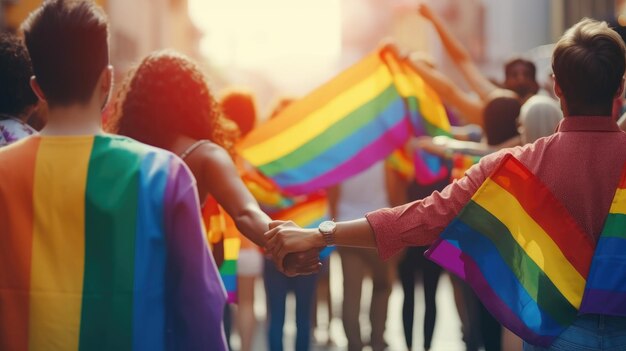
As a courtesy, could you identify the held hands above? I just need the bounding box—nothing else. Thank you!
[265,220,325,277]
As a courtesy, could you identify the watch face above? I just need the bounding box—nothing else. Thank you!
[319,220,336,233]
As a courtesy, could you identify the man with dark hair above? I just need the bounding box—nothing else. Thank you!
[0,33,39,146]
[504,58,539,101]
[0,1,228,350]
[267,18,626,350]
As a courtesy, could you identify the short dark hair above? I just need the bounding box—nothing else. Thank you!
[21,0,109,107]
[483,96,520,146]
[0,34,38,117]
[504,58,536,80]
[552,18,626,115]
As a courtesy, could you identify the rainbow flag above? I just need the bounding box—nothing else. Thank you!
[242,167,295,213]
[413,150,450,185]
[426,155,594,347]
[450,153,481,181]
[581,163,626,315]
[202,199,240,304]
[244,168,334,259]
[0,135,227,351]
[237,45,450,195]
[385,148,415,181]
[271,192,334,259]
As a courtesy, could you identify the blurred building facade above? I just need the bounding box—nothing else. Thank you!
[1,0,201,79]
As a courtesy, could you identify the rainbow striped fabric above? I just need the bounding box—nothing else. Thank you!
[385,148,415,181]
[450,153,481,181]
[271,191,334,259]
[242,167,296,213]
[237,45,450,195]
[202,198,240,303]
[245,168,334,259]
[426,155,594,347]
[580,163,626,315]
[0,135,227,351]
[414,150,450,185]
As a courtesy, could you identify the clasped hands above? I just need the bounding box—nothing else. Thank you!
[264,220,325,277]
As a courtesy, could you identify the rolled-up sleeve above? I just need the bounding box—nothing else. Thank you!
[366,151,507,260]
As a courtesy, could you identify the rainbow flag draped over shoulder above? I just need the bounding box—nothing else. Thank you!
[237,45,450,195]
[581,163,626,315]
[426,155,594,347]
[0,135,226,351]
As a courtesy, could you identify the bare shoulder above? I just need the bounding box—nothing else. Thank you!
[190,142,237,174]
[188,141,229,162]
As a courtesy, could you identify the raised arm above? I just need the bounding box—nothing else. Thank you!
[410,57,484,126]
[418,3,499,101]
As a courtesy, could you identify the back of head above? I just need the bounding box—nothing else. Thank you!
[552,18,626,116]
[21,0,109,107]
[519,95,563,144]
[110,50,230,151]
[483,96,521,146]
[0,34,37,118]
[219,90,257,138]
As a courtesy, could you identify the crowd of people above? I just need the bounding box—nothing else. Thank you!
[2,1,626,351]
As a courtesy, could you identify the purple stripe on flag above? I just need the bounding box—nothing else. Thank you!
[283,118,411,194]
[164,156,228,351]
[426,239,556,347]
[580,289,626,316]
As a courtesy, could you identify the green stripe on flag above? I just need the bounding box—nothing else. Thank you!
[79,136,141,351]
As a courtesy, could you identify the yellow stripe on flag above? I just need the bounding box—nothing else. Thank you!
[610,188,626,215]
[240,64,393,165]
[474,179,586,308]
[29,137,93,350]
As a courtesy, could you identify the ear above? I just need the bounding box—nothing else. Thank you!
[98,65,114,109]
[615,77,625,99]
[30,76,47,102]
[553,79,564,100]
[100,65,113,96]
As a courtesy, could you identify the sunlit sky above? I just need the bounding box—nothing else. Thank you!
[188,0,341,70]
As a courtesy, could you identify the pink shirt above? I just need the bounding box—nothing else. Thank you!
[366,117,626,260]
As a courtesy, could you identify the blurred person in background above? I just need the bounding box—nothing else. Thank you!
[412,4,538,127]
[219,89,264,351]
[386,163,446,351]
[262,97,319,351]
[0,33,39,146]
[329,160,393,351]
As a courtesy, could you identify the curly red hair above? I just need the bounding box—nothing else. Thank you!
[107,50,236,153]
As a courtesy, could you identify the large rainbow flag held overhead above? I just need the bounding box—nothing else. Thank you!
[237,45,451,195]
[426,155,595,347]
[0,135,226,351]
[580,163,626,315]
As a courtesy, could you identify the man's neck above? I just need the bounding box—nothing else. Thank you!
[40,103,103,136]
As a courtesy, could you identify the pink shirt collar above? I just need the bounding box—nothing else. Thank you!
[557,116,622,133]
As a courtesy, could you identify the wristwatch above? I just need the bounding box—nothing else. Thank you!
[318,220,337,247]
